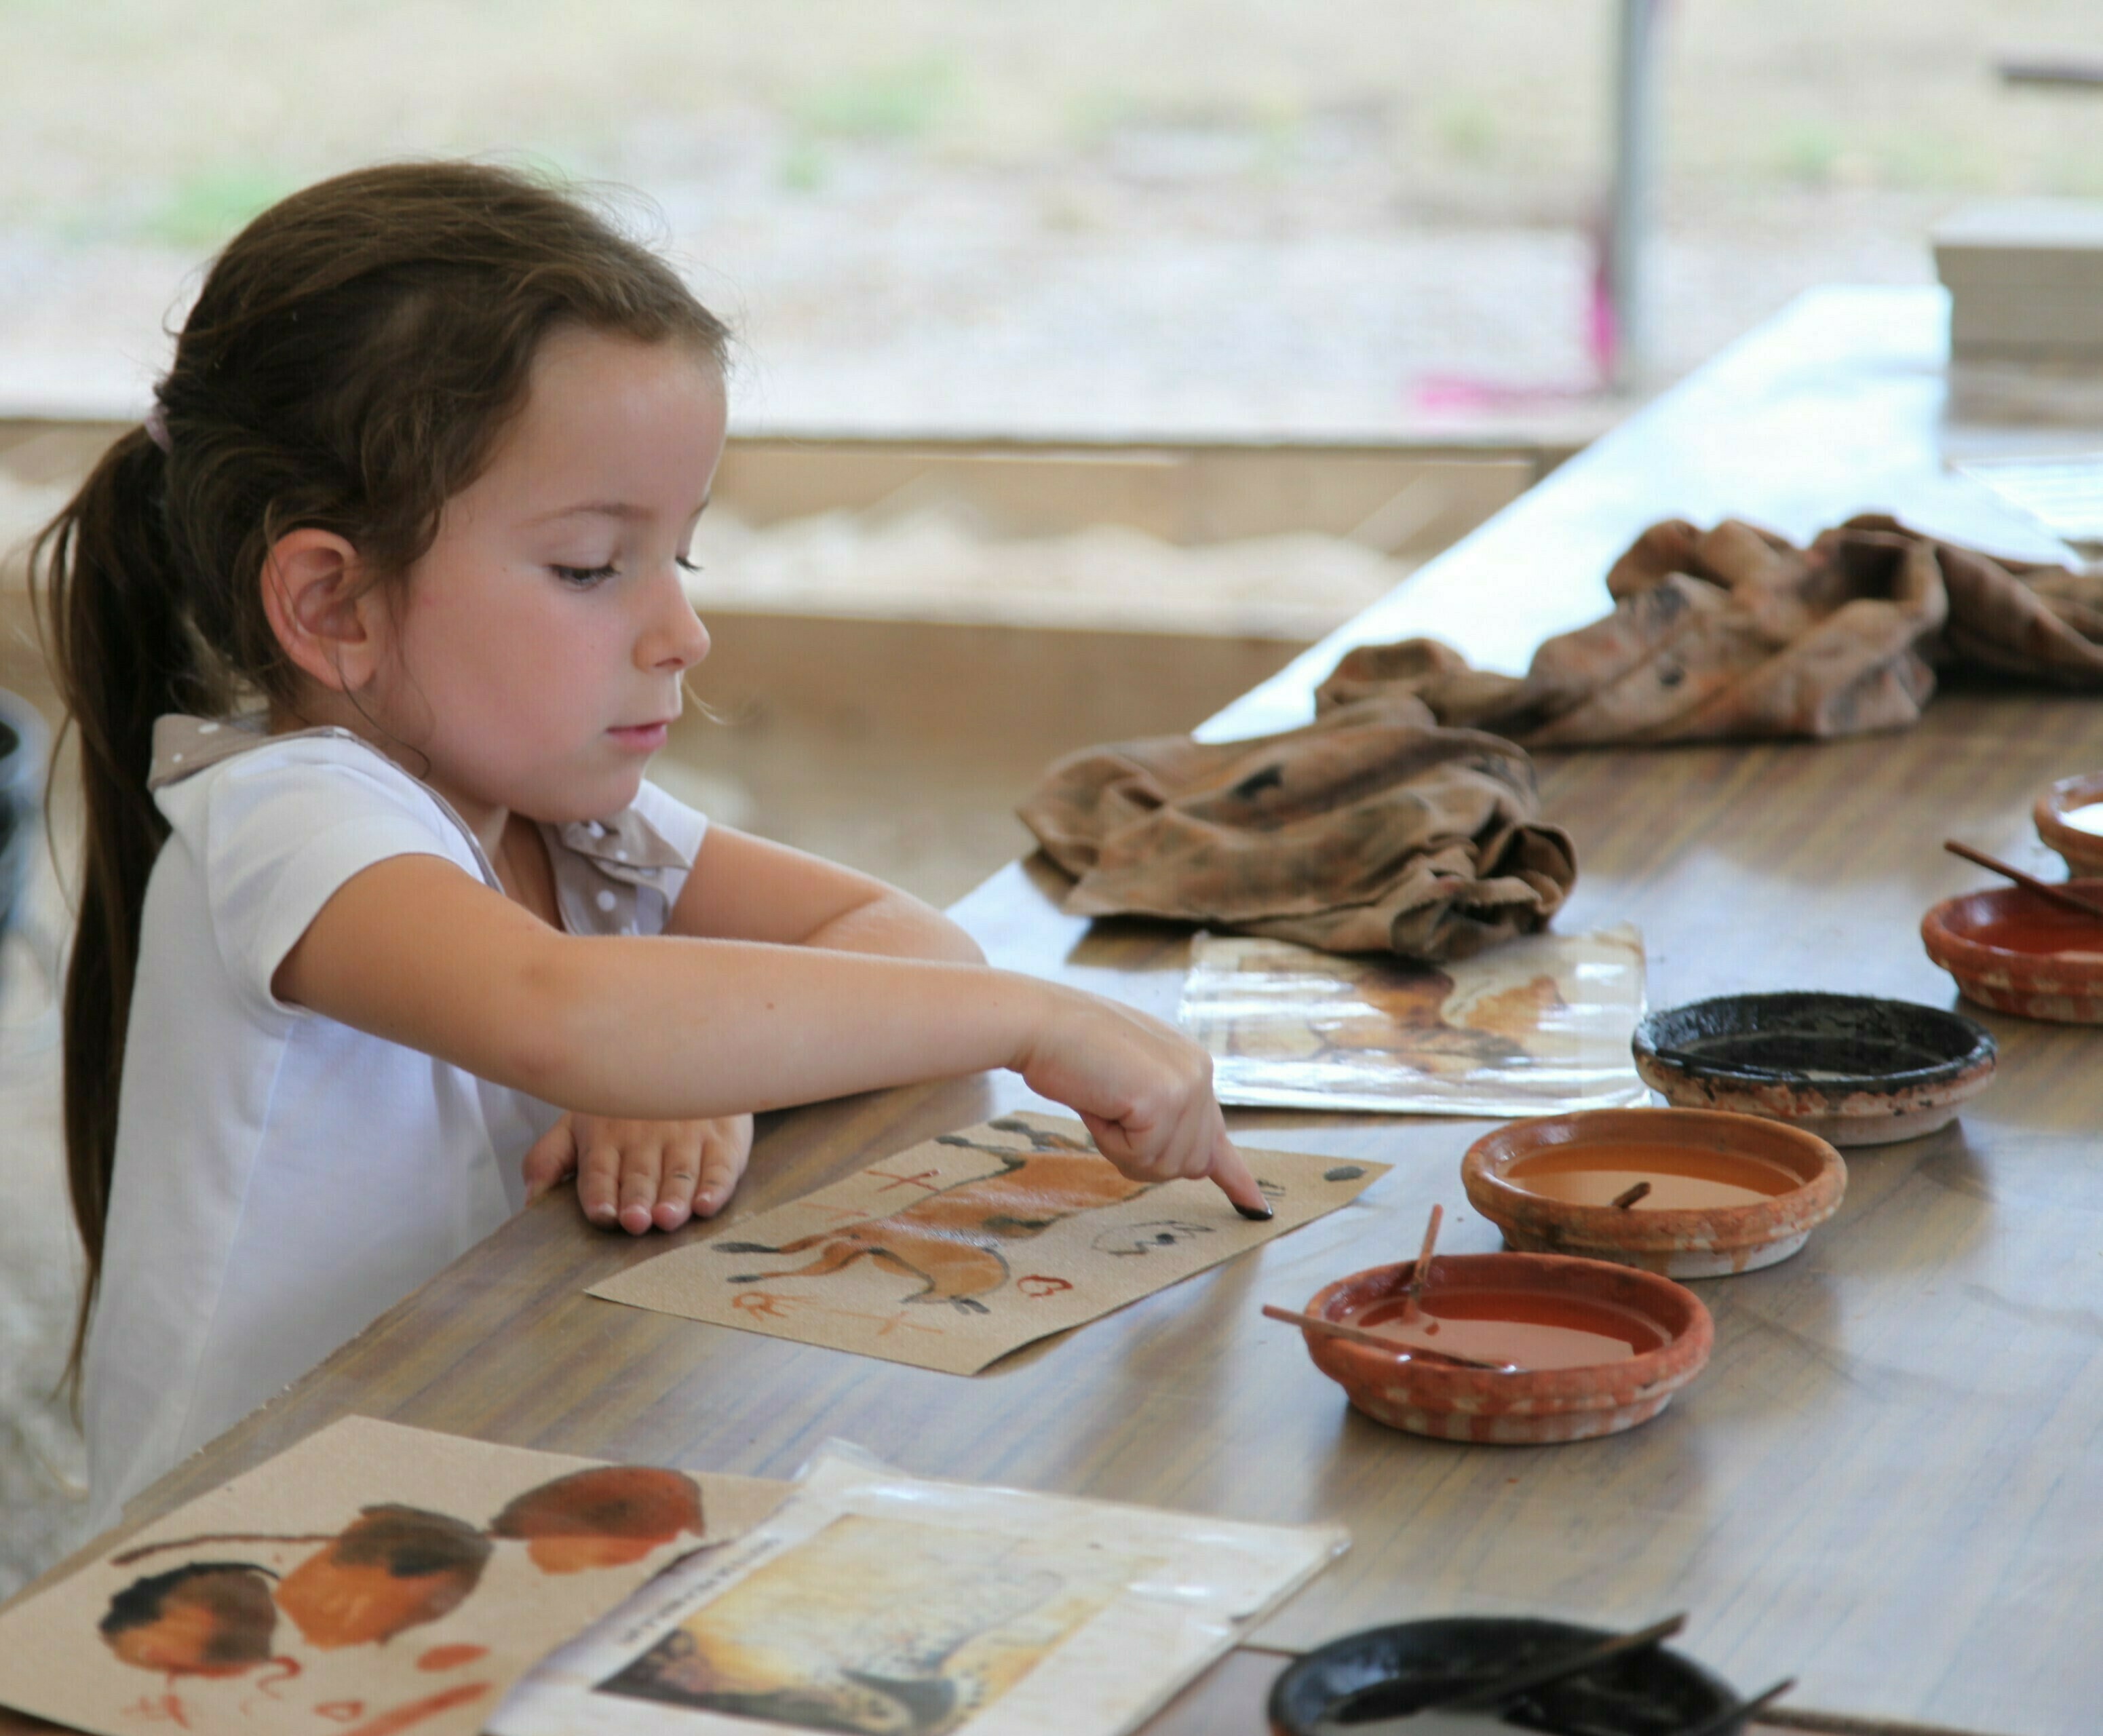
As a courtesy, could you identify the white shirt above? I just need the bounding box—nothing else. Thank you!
[81,716,706,1534]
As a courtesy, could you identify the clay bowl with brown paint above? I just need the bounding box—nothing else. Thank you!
[1922,882,2103,1023]
[1462,1108,1845,1279]
[1296,1253,1712,1445]
[2034,772,2103,877]
[1632,992,1996,1146]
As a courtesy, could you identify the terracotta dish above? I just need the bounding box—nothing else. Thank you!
[1461,1108,1845,1279]
[2034,772,2103,878]
[1295,1253,1711,1444]
[1632,991,1995,1146]
[1922,883,2103,1022]
[1267,1615,1740,1736]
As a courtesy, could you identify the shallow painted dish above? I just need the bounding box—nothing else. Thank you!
[1461,1107,1845,1279]
[1296,1252,1712,1445]
[2035,771,2103,877]
[1632,991,1995,1146]
[1922,883,2103,1023]
[1268,1615,1742,1736]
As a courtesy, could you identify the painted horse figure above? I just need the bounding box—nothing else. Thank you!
[715,1119,1155,1313]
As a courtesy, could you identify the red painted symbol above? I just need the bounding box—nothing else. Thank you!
[870,1167,944,1194]
[123,1693,191,1728]
[315,1703,367,1722]
[731,1289,796,1319]
[1017,1275,1073,1298]
[254,1656,303,1698]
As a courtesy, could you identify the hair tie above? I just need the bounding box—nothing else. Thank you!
[142,402,172,455]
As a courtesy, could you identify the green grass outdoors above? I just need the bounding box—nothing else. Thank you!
[2,0,2099,250]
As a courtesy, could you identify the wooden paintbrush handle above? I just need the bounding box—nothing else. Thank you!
[1260,1303,1509,1370]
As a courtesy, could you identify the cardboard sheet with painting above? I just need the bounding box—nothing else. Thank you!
[0,1419,1338,1736]
[590,1111,1385,1372]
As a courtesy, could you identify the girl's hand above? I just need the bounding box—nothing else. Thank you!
[522,1111,755,1233]
[1018,990,1271,1219]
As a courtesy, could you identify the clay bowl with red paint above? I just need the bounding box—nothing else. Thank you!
[1632,991,1996,1146]
[2034,772,2103,877]
[1922,882,2103,1022]
[1461,1108,1845,1279]
[1296,1254,1712,1445]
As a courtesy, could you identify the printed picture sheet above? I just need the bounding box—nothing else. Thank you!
[1179,923,1648,1115]
[491,1444,1347,1736]
[588,1111,1385,1374]
[0,1416,786,1736]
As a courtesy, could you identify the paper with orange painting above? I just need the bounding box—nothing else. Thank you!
[0,1416,786,1736]
[491,1444,1346,1736]
[589,1111,1385,1374]
[1180,923,1647,1115]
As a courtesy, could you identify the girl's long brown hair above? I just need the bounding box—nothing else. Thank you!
[31,161,729,1391]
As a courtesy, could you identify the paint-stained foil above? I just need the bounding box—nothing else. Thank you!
[1178,924,1648,1116]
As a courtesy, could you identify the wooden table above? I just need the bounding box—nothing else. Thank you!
[11,286,2103,1736]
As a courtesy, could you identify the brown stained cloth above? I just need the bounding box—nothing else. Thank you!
[1018,694,1577,962]
[1317,514,2103,745]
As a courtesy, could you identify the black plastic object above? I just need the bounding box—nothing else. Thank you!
[1270,1616,1741,1736]
[1634,991,1994,1094]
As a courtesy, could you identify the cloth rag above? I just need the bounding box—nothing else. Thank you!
[1316,514,2103,744]
[1018,696,1576,963]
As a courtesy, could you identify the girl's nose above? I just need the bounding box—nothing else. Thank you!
[640,571,710,672]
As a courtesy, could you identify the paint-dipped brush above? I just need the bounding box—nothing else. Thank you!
[1260,1304,1513,1372]
[1401,1202,1444,1322]
[1944,839,2103,920]
[1311,1615,1689,1734]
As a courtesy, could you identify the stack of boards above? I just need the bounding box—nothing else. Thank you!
[1934,199,2103,556]
[1933,197,2103,362]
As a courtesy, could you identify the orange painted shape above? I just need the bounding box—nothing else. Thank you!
[341,1682,491,1736]
[415,1644,488,1672]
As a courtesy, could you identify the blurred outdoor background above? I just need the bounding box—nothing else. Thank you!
[2,0,2100,1600]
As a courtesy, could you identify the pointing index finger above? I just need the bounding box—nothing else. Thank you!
[1208,1138,1272,1220]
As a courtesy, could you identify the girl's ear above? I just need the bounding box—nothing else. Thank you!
[261,528,389,692]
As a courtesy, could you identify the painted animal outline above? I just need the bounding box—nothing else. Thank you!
[714,1118,1157,1313]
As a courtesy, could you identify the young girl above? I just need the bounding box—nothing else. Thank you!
[35,161,1262,1534]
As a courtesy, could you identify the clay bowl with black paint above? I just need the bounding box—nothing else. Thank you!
[2034,772,2103,877]
[1269,1615,1742,1736]
[1296,1253,1711,1445]
[1462,1108,1844,1279]
[1923,882,2103,1023]
[1631,992,1994,1147]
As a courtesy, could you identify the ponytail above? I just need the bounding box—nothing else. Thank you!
[33,424,227,1392]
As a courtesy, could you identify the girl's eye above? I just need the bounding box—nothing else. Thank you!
[552,563,619,587]
[676,556,703,575]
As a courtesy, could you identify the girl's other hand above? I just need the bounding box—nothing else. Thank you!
[1020,991,1270,1219]
[522,1111,755,1233]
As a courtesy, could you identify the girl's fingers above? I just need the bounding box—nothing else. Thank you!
[615,1136,665,1235]
[1206,1139,1272,1219]
[521,1114,579,1203]
[693,1117,754,1218]
[576,1130,629,1231]
[653,1126,706,1232]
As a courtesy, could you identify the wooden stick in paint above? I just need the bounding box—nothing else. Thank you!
[1402,1201,1444,1322]
[1612,1179,1653,1210]
[1944,839,2103,919]
[1260,1304,1512,1370]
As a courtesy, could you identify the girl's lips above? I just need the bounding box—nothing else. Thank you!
[607,722,670,752]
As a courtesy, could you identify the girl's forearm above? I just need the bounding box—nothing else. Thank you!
[799,891,986,965]
[521,934,1062,1119]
